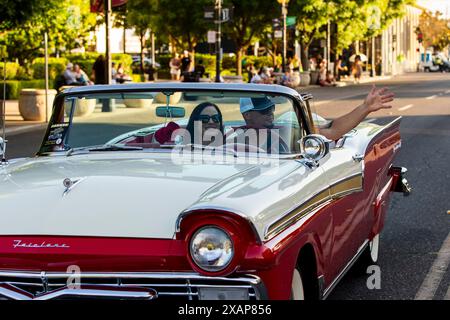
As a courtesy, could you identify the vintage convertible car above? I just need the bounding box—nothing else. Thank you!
[0,83,411,300]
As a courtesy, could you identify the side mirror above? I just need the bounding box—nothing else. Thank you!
[299,134,330,166]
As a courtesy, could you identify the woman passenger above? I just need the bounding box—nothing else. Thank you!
[185,102,224,146]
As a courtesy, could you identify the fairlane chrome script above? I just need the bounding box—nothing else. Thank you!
[13,240,70,249]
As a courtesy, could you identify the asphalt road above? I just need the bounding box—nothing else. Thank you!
[3,72,450,300]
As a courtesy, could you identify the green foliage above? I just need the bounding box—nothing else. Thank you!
[289,0,411,69]
[0,0,44,30]
[242,56,280,69]
[0,62,20,79]
[0,79,55,100]
[131,74,146,82]
[60,53,133,77]
[15,66,34,80]
[32,57,68,79]
[0,0,97,64]
[155,0,210,51]
[224,0,279,74]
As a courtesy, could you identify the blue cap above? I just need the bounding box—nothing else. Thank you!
[240,97,275,114]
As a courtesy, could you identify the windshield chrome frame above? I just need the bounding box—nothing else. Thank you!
[36,85,314,158]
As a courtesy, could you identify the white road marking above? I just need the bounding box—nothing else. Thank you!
[426,95,437,100]
[415,232,450,300]
[445,284,450,300]
[315,92,366,106]
[398,104,414,111]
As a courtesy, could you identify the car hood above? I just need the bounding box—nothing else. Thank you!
[0,153,289,239]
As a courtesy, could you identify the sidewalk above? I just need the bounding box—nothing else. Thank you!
[1,100,47,135]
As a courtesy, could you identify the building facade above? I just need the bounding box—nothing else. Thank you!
[380,5,422,75]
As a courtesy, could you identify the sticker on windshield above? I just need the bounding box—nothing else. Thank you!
[45,123,69,146]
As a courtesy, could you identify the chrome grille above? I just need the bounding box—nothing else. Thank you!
[0,271,265,300]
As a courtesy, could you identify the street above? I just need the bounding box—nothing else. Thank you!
[4,72,450,300]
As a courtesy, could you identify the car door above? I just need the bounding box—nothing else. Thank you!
[319,143,367,281]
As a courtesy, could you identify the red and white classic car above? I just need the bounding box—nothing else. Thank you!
[0,83,410,300]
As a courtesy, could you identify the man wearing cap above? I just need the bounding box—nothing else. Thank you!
[235,97,289,153]
[234,85,395,153]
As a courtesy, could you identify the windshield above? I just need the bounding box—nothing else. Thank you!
[40,89,306,157]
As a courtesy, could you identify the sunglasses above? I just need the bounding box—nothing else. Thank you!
[198,114,221,124]
[255,106,275,115]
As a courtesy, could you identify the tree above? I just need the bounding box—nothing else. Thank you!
[418,10,450,51]
[155,0,210,53]
[127,0,158,74]
[289,0,333,71]
[224,0,278,75]
[0,0,97,64]
[0,0,44,30]
[290,0,413,70]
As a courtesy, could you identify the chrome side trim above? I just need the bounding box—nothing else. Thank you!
[322,239,369,299]
[264,173,363,241]
[264,192,332,241]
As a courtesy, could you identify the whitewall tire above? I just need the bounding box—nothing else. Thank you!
[291,267,305,300]
[369,234,380,263]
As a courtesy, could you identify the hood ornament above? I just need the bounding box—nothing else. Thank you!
[62,177,85,197]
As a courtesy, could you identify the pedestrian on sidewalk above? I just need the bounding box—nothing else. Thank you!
[91,55,107,85]
[352,55,363,84]
[319,60,336,87]
[169,53,181,81]
[63,63,80,86]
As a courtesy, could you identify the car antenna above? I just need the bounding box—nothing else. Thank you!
[1,56,7,165]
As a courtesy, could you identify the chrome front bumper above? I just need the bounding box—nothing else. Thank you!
[0,270,267,300]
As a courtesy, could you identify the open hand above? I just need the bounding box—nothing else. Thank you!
[364,85,395,113]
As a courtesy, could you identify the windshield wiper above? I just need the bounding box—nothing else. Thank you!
[66,144,143,156]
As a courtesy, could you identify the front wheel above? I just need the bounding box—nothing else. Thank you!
[291,267,305,300]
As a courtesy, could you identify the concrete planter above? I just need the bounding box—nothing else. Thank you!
[65,99,97,117]
[154,92,182,105]
[291,72,301,87]
[124,99,153,108]
[19,89,57,122]
[310,70,320,85]
[299,71,311,86]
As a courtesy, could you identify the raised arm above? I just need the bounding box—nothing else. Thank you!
[318,85,395,141]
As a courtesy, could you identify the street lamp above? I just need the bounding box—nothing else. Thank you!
[277,0,290,72]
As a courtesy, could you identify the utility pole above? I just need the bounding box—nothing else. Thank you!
[102,0,114,112]
[327,20,331,72]
[278,0,289,72]
[215,0,222,83]
[105,0,112,85]
[44,32,49,122]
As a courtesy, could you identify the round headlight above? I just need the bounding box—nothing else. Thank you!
[190,227,234,272]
